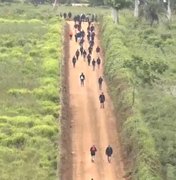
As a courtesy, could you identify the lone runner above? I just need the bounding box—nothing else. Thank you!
[90,145,97,162]
[99,92,105,108]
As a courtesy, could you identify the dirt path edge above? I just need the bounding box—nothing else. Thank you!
[59,22,73,180]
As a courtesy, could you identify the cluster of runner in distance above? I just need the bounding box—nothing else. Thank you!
[69,13,113,179]
[70,14,106,109]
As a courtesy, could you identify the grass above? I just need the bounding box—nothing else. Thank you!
[0,4,63,180]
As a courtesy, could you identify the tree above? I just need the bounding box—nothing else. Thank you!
[165,0,171,20]
[89,0,104,5]
[134,0,139,17]
[106,0,133,23]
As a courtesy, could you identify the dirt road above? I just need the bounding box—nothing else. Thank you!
[67,21,125,180]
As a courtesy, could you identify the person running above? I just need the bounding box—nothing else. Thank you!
[96,46,100,54]
[97,57,101,68]
[68,12,72,19]
[83,49,87,60]
[87,54,91,66]
[88,46,93,54]
[90,145,97,162]
[72,56,76,68]
[69,31,73,40]
[75,49,80,60]
[80,46,84,56]
[80,72,85,86]
[105,145,113,163]
[99,92,105,108]
[75,33,78,42]
[92,58,96,71]
[98,76,103,90]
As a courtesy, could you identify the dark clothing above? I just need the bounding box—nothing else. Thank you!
[83,50,87,59]
[68,12,72,19]
[75,34,77,42]
[99,94,105,103]
[98,77,103,90]
[92,59,96,70]
[97,57,101,65]
[76,50,80,59]
[80,46,84,55]
[88,46,93,54]
[92,59,96,66]
[96,46,100,53]
[98,77,103,84]
[87,54,91,66]
[72,56,76,67]
[106,146,113,156]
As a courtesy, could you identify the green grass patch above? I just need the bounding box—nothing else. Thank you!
[0,4,63,179]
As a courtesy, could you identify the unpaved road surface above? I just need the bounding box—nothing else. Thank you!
[67,21,125,180]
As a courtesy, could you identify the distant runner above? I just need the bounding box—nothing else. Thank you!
[96,46,100,54]
[69,31,73,40]
[83,49,87,60]
[90,145,97,162]
[80,72,85,86]
[99,92,105,108]
[72,56,76,68]
[92,58,96,71]
[87,54,91,66]
[97,57,101,68]
[98,76,103,90]
[75,49,80,60]
[105,145,113,163]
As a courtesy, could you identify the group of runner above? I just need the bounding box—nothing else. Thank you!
[69,14,114,179]
[70,15,106,109]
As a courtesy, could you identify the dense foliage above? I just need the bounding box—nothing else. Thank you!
[100,10,176,179]
[0,4,62,179]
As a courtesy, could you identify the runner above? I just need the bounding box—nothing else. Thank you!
[105,145,113,163]
[69,31,73,40]
[80,46,84,56]
[87,54,91,66]
[97,57,101,68]
[92,58,96,71]
[99,92,105,108]
[88,45,93,54]
[83,49,87,60]
[80,72,85,86]
[98,76,103,90]
[75,49,80,60]
[96,46,100,53]
[72,56,76,68]
[90,145,97,162]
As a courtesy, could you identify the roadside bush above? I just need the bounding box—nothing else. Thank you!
[100,15,162,179]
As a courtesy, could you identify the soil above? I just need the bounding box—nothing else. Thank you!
[61,21,126,180]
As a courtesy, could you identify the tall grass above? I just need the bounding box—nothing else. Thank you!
[0,4,63,179]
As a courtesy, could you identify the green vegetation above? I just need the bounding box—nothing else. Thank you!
[0,4,63,179]
[100,10,176,179]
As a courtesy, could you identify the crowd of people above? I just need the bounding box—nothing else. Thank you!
[69,13,114,179]
[70,14,106,109]
[60,12,98,22]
